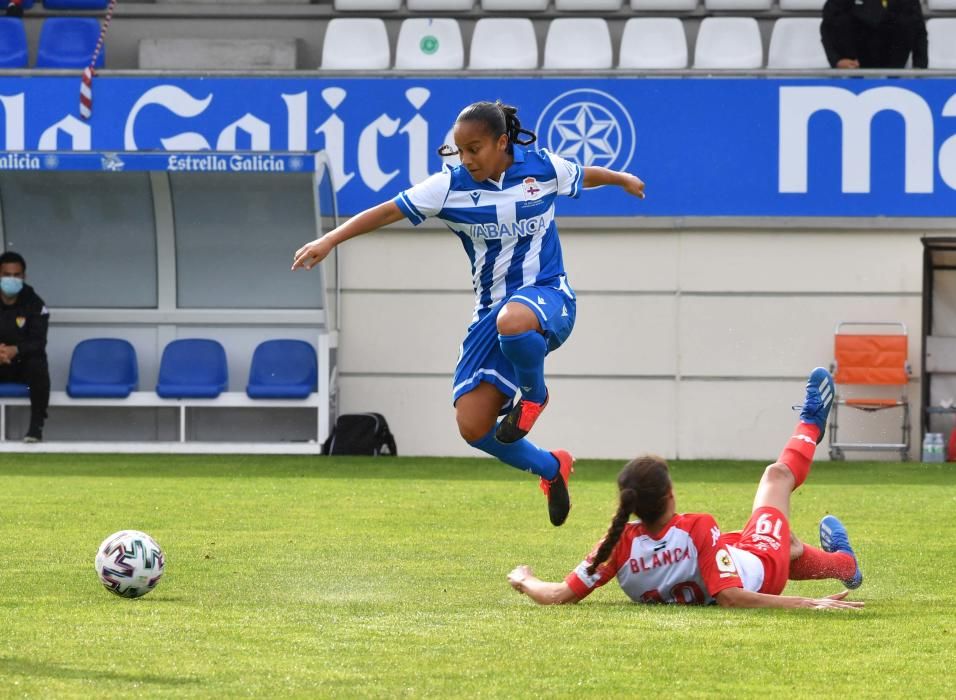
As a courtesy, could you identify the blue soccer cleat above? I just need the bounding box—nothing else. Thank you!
[820,515,863,590]
[799,367,834,444]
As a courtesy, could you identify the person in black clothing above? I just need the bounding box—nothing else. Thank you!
[822,0,928,70]
[0,252,50,442]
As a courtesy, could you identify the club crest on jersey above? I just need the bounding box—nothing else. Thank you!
[523,177,541,199]
[470,191,481,205]
[15,316,26,328]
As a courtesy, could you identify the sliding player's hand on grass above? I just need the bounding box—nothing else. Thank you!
[507,565,534,592]
[800,590,864,611]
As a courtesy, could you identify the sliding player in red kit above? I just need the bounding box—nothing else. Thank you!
[508,367,864,610]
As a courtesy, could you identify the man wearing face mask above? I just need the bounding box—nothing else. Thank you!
[0,252,50,443]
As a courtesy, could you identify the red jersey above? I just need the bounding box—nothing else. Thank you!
[565,513,771,605]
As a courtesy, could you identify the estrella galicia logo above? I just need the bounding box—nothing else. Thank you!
[535,88,636,170]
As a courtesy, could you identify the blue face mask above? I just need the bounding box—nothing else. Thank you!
[0,276,23,297]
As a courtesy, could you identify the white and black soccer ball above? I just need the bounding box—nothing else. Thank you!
[94,530,165,599]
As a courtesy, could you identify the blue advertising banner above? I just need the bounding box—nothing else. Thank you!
[0,76,954,217]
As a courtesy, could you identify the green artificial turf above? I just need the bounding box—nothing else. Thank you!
[0,455,953,698]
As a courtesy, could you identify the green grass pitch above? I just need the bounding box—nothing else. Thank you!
[1,454,954,698]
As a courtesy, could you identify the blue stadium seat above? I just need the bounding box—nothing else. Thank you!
[43,0,109,9]
[66,338,138,398]
[246,340,317,399]
[0,382,30,398]
[0,18,28,69]
[156,339,228,399]
[35,18,104,69]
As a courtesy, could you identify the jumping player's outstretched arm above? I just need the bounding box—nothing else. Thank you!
[291,200,405,271]
[582,167,645,199]
[715,586,863,610]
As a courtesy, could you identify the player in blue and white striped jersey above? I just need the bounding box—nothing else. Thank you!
[293,101,645,527]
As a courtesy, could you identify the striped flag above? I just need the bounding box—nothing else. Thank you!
[79,0,118,121]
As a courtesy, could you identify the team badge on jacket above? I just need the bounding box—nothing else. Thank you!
[15,316,25,328]
[523,177,540,199]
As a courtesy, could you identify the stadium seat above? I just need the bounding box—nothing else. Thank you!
[35,18,105,69]
[928,19,956,68]
[333,0,401,10]
[156,339,228,399]
[928,0,956,10]
[0,18,28,69]
[704,0,772,9]
[43,0,108,8]
[66,338,138,399]
[767,18,828,69]
[556,0,623,9]
[619,17,688,69]
[693,17,763,69]
[779,0,825,9]
[246,340,317,400]
[321,18,390,70]
[469,18,538,70]
[407,0,474,9]
[481,0,548,10]
[395,18,464,70]
[544,19,612,70]
[631,0,698,9]
[0,382,30,398]
[828,322,911,461]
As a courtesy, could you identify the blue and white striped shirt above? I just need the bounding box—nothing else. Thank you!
[393,146,583,318]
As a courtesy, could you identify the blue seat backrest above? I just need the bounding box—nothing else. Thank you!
[36,18,104,69]
[157,339,228,396]
[67,338,138,396]
[0,18,28,69]
[43,0,109,9]
[248,340,318,390]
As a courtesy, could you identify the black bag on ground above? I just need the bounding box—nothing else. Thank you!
[322,413,397,456]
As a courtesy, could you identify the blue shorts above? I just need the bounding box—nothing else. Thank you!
[452,276,577,410]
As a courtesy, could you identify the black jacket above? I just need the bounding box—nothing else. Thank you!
[0,283,49,357]
[822,0,928,69]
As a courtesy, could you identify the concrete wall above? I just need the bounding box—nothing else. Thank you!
[336,222,925,460]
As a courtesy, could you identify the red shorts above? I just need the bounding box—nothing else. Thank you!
[735,506,791,595]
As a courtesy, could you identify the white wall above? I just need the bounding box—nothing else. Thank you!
[336,223,926,460]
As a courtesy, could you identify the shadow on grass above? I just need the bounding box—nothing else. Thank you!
[0,656,199,686]
[0,454,953,486]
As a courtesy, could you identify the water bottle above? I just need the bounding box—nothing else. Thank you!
[922,433,934,462]
[935,433,947,463]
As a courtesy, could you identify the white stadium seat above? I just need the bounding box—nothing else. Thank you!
[395,18,464,70]
[469,18,538,69]
[619,18,688,69]
[767,18,828,68]
[333,0,401,10]
[694,17,763,68]
[407,0,475,9]
[631,0,699,9]
[321,18,390,69]
[928,1,956,10]
[779,0,825,10]
[556,0,623,10]
[704,0,772,9]
[928,19,956,68]
[481,0,549,10]
[544,18,613,69]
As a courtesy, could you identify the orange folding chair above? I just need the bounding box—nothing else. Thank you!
[829,321,911,460]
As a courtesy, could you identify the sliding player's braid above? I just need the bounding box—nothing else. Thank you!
[586,489,637,577]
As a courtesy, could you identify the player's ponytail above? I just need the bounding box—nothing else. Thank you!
[437,100,537,156]
[585,456,673,577]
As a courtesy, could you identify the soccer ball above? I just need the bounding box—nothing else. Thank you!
[94,530,165,598]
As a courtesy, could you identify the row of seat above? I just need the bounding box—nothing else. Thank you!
[6,0,109,9]
[0,17,104,68]
[323,16,949,70]
[327,0,945,11]
[0,338,319,400]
